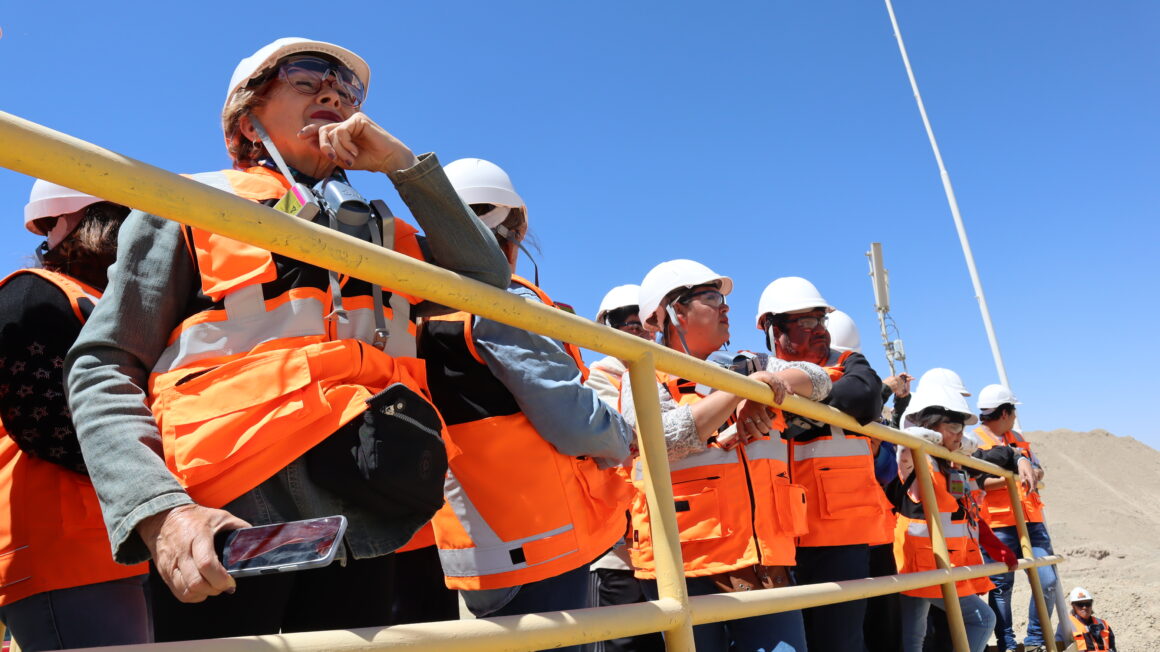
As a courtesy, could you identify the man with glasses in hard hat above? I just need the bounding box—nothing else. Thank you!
[756,277,888,652]
[972,384,1056,652]
[1067,587,1116,651]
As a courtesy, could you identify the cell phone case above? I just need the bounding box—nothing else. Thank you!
[218,515,348,578]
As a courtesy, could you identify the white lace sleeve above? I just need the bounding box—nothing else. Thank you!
[765,357,832,400]
[619,371,708,462]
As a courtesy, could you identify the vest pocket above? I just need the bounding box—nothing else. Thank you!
[159,348,320,487]
[772,481,810,537]
[817,466,881,519]
[672,481,726,543]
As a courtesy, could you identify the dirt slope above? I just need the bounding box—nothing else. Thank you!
[1012,429,1160,651]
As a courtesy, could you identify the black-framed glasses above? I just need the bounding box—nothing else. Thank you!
[678,289,726,309]
[278,56,366,108]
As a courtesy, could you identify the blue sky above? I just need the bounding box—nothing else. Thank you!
[2,3,1156,447]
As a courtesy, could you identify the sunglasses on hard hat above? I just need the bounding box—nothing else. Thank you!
[277,56,366,108]
[678,289,726,309]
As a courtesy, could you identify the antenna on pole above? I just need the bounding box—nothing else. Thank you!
[867,242,907,377]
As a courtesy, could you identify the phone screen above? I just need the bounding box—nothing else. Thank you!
[219,515,347,576]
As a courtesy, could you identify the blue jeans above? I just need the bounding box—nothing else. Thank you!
[900,593,995,652]
[643,576,807,652]
[0,575,151,652]
[462,565,590,652]
[985,522,1057,649]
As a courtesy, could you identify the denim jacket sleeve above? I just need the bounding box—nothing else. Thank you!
[471,286,632,468]
[390,153,510,289]
[65,212,195,564]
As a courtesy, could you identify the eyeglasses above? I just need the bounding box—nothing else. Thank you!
[278,56,366,108]
[1074,601,1093,609]
[614,320,646,334]
[785,314,827,331]
[678,289,726,309]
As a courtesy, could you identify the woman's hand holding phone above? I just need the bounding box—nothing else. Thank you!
[136,504,251,603]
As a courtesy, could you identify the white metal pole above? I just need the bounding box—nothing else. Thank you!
[881,0,1011,390]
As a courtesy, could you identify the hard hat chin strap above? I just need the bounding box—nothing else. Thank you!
[664,304,693,355]
[495,224,538,286]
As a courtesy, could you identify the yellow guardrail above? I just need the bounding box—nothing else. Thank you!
[0,111,1063,652]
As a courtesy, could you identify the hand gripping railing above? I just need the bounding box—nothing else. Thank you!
[0,111,1062,652]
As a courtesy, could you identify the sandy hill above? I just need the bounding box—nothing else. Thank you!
[1013,429,1160,650]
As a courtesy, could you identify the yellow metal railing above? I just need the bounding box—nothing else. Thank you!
[0,111,1063,652]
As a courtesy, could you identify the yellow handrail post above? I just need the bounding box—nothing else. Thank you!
[911,449,970,652]
[627,354,694,652]
[1006,477,1057,652]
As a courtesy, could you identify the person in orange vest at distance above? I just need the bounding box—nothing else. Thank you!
[755,276,889,652]
[0,182,150,651]
[893,384,1020,652]
[1067,587,1116,651]
[586,284,650,406]
[972,384,1057,652]
[64,37,511,641]
[618,259,832,652]
[582,284,665,652]
[423,158,632,649]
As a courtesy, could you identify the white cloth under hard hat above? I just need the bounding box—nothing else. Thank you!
[443,158,525,229]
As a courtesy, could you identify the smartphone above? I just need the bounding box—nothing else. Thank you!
[215,515,347,578]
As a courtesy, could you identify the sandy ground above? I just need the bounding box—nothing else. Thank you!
[1003,429,1160,651]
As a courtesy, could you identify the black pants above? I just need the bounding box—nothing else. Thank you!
[581,568,665,652]
[389,546,459,625]
[796,544,870,652]
[149,553,395,641]
[864,542,902,652]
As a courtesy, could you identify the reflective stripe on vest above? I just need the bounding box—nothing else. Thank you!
[906,516,970,540]
[437,470,577,578]
[792,425,871,460]
[153,169,418,375]
[426,279,628,590]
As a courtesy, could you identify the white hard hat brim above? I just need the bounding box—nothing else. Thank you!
[453,185,525,211]
[24,195,102,235]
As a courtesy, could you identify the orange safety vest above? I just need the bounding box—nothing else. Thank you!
[1069,612,1113,651]
[0,269,148,606]
[147,167,432,508]
[896,458,993,598]
[789,349,892,547]
[972,426,1045,527]
[627,375,806,579]
[422,276,628,590]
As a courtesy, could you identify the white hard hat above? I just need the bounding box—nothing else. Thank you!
[827,310,862,353]
[917,368,971,397]
[224,37,371,112]
[24,180,104,249]
[639,259,733,331]
[596,284,641,323]
[1067,586,1094,603]
[444,158,525,228]
[903,382,979,428]
[977,384,1022,411]
[755,277,835,328]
